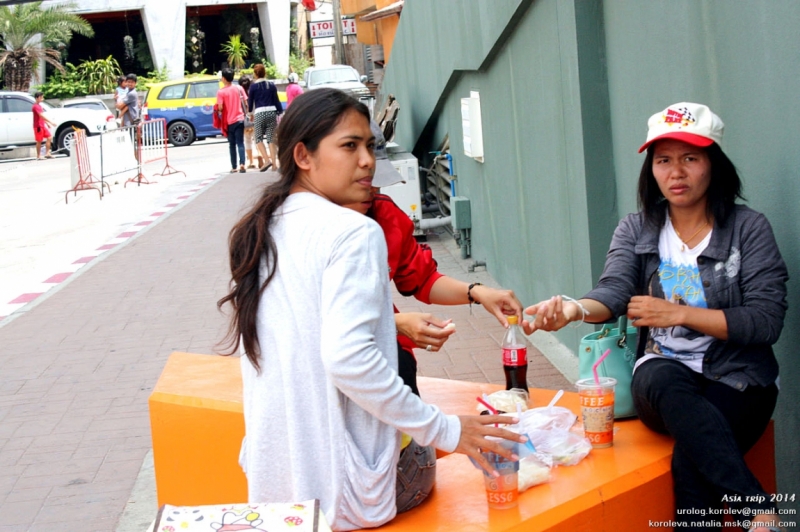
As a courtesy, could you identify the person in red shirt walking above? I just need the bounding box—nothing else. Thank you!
[215,68,248,173]
[32,92,56,159]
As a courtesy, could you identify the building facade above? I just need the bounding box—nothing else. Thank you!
[45,0,292,79]
[381,0,800,508]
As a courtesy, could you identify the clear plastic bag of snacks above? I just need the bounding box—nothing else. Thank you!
[518,454,553,491]
[475,389,529,414]
[526,429,592,467]
[518,406,577,432]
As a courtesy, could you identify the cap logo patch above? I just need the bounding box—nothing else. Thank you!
[662,107,695,128]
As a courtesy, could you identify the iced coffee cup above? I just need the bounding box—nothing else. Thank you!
[576,377,616,448]
[479,448,519,510]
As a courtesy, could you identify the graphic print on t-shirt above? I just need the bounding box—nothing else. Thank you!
[644,222,713,363]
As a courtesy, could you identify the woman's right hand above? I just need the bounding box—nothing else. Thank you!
[522,296,580,334]
[455,415,528,476]
[395,312,456,352]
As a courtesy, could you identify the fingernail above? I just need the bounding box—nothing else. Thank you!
[492,470,500,478]
[519,435,528,442]
[511,454,520,461]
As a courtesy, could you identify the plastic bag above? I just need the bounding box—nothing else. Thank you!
[519,406,577,432]
[518,454,552,491]
[475,389,529,414]
[526,429,592,466]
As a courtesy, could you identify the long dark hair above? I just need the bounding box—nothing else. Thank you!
[217,89,370,370]
[637,142,745,229]
[239,75,252,95]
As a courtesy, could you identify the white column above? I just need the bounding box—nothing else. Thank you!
[258,0,290,78]
[141,0,186,79]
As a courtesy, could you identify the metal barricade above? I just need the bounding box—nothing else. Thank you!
[65,128,110,204]
[130,119,185,187]
[98,124,142,189]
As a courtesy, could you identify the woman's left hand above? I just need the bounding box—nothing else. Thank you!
[471,285,523,327]
[627,296,684,328]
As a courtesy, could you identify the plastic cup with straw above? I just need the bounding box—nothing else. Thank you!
[576,348,617,448]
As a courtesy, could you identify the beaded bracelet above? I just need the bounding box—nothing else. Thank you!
[560,295,590,327]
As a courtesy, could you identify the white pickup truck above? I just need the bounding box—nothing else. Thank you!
[302,65,371,101]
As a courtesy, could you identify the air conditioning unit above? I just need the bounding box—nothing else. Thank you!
[382,150,421,220]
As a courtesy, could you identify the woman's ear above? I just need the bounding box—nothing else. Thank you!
[294,142,312,171]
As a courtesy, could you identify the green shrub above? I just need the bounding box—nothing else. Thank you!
[136,65,169,91]
[289,53,313,78]
[77,56,122,95]
[36,63,88,99]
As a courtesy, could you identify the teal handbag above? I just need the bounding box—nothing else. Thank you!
[578,317,638,419]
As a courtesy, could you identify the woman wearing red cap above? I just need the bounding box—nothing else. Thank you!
[524,103,787,532]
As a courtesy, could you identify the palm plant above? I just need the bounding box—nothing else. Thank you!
[0,1,94,92]
[221,35,248,71]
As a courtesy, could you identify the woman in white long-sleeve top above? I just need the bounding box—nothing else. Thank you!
[218,88,526,531]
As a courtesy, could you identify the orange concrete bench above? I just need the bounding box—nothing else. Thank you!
[149,352,775,531]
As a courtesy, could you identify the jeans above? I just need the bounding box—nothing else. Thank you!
[632,358,778,531]
[227,120,245,168]
[396,438,436,514]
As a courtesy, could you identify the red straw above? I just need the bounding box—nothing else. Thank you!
[592,349,612,386]
[476,396,498,415]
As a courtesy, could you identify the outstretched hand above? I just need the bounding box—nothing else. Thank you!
[471,285,523,328]
[522,296,578,334]
[455,415,528,476]
[395,313,456,351]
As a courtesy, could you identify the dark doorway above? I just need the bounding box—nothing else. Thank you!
[186,4,263,74]
[65,10,152,76]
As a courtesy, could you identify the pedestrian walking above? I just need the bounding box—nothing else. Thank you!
[215,68,247,173]
[238,75,259,169]
[247,63,282,171]
[32,91,56,159]
[285,72,303,108]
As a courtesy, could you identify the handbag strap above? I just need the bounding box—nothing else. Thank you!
[617,316,635,366]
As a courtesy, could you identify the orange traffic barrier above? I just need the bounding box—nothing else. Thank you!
[149,352,775,531]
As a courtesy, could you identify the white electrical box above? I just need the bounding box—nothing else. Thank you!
[382,151,421,219]
[461,90,484,162]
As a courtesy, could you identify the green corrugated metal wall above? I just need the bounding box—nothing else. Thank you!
[381,0,800,510]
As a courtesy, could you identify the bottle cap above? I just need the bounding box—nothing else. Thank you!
[507,315,518,325]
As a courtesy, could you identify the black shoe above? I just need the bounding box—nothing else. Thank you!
[239,165,246,173]
[259,162,272,172]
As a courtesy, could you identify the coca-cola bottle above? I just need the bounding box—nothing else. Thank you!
[502,315,528,392]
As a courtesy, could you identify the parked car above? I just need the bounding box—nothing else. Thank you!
[302,65,371,101]
[0,91,116,154]
[141,76,287,147]
[60,97,110,112]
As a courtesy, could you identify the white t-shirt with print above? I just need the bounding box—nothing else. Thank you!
[637,218,714,373]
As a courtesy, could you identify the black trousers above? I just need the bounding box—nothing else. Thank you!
[632,358,778,531]
[397,341,420,397]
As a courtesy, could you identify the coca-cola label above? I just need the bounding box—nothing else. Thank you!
[502,347,527,366]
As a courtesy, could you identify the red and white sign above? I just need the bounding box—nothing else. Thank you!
[309,19,356,39]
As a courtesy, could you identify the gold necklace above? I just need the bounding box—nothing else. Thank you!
[671,217,709,251]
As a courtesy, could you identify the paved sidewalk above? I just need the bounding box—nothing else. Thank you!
[0,171,569,532]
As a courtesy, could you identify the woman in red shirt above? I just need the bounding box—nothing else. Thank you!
[345,122,523,395]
